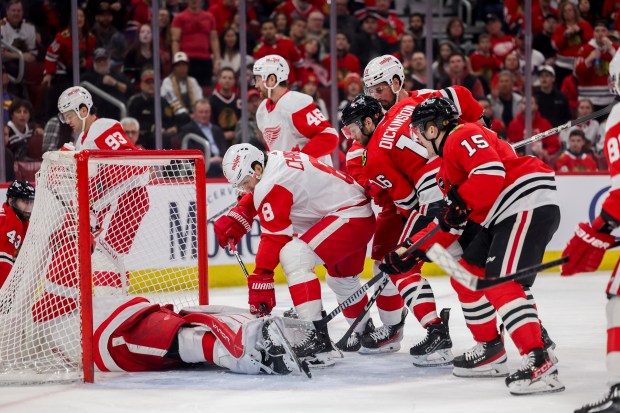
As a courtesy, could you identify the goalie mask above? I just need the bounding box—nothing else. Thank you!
[6,180,35,221]
[57,86,93,133]
[410,97,459,157]
[222,144,266,193]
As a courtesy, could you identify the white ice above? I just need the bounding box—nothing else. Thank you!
[0,272,612,413]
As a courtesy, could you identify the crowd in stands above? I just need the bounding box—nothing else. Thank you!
[1,0,618,180]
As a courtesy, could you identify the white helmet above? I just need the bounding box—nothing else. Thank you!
[610,49,620,96]
[57,86,93,123]
[253,54,290,86]
[222,144,265,192]
[363,55,405,94]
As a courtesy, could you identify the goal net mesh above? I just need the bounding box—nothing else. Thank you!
[0,151,206,384]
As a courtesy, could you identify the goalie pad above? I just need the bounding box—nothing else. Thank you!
[561,222,615,276]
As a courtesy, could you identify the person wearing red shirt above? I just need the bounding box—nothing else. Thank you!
[321,32,361,88]
[274,0,322,25]
[555,129,598,172]
[507,95,561,163]
[470,33,502,86]
[253,21,304,86]
[170,0,221,87]
[389,97,563,395]
[354,0,405,47]
[552,1,593,84]
[0,181,33,288]
[485,13,516,61]
[574,20,618,110]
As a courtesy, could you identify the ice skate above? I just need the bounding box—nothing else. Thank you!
[409,308,454,367]
[339,319,375,353]
[453,336,509,378]
[292,324,336,368]
[505,348,565,395]
[359,308,406,354]
[541,324,558,364]
[574,384,620,413]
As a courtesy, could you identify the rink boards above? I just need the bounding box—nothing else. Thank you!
[2,174,617,289]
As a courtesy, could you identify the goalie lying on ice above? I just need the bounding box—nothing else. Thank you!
[34,297,309,377]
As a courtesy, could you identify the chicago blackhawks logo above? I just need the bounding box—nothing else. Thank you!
[263,125,282,147]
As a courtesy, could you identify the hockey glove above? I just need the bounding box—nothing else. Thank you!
[364,180,392,208]
[437,187,471,231]
[213,205,253,248]
[248,273,276,316]
[561,221,615,276]
[379,239,428,275]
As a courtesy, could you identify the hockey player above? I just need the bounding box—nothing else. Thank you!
[213,55,339,279]
[389,96,563,395]
[561,51,620,413]
[33,86,149,321]
[0,180,34,288]
[36,293,305,376]
[340,80,484,364]
[221,144,376,367]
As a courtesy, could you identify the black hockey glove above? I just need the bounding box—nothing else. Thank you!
[437,186,471,232]
[379,239,428,275]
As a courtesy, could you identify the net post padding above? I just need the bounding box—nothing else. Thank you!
[0,149,208,385]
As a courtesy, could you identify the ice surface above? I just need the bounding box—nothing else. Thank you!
[0,272,612,413]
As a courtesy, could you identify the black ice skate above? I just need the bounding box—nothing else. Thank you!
[575,384,620,413]
[292,323,336,368]
[541,324,558,364]
[339,319,375,353]
[505,348,565,395]
[260,320,311,378]
[409,308,454,367]
[453,336,509,378]
[359,308,406,354]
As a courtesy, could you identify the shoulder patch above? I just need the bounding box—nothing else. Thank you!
[362,149,367,166]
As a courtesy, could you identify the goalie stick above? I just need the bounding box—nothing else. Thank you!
[511,98,618,150]
[426,243,568,291]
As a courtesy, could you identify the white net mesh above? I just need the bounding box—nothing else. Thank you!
[0,151,206,384]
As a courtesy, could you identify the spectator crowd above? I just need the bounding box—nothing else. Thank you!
[1,0,618,179]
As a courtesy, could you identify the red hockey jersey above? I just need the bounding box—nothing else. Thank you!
[601,103,620,222]
[0,203,28,288]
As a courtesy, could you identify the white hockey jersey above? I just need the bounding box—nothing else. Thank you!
[76,118,137,151]
[253,151,372,238]
[256,91,338,165]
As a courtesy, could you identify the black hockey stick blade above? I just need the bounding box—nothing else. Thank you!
[334,275,390,351]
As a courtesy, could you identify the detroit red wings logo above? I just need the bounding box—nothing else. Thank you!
[232,154,241,171]
[263,125,282,147]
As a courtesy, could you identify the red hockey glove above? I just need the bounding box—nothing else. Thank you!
[561,222,615,276]
[213,205,253,248]
[364,180,391,208]
[248,273,276,316]
[379,239,428,275]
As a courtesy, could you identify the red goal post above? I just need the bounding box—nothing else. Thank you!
[0,149,208,384]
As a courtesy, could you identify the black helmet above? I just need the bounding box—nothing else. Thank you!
[340,94,384,129]
[410,97,459,135]
[6,180,35,201]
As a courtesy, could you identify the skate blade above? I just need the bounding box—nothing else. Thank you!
[358,343,401,355]
[508,373,565,396]
[453,362,509,378]
[303,353,336,369]
[266,320,312,379]
[412,349,454,367]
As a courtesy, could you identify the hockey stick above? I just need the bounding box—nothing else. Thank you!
[334,275,390,350]
[511,98,618,150]
[228,240,269,315]
[426,243,568,291]
[312,225,440,331]
[207,199,239,223]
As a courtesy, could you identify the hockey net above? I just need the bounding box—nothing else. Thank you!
[0,150,208,384]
